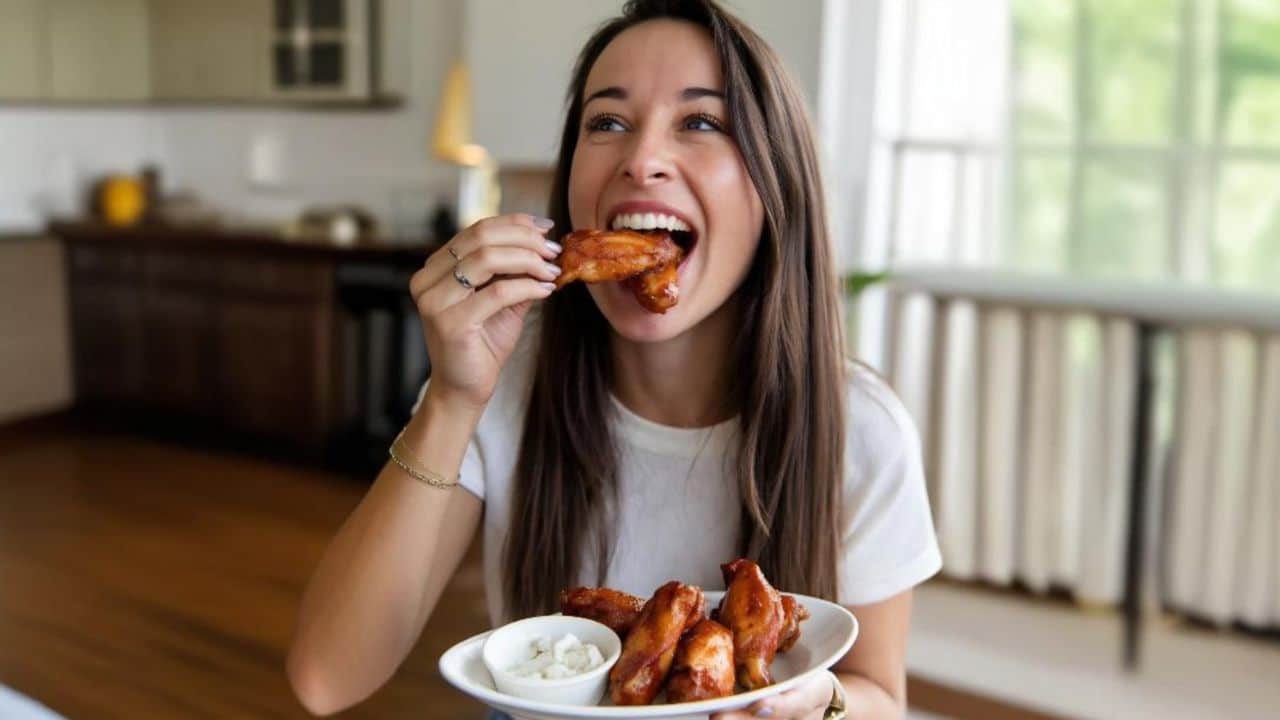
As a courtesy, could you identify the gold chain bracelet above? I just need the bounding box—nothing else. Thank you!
[388,429,461,489]
[823,670,848,719]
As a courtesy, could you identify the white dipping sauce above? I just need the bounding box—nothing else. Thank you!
[506,633,606,680]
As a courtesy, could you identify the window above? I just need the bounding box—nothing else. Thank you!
[865,0,1280,291]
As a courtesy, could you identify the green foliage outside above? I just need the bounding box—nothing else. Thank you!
[1010,0,1280,290]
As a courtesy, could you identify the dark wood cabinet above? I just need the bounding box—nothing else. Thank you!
[70,279,146,403]
[214,298,329,443]
[57,222,431,460]
[142,285,215,417]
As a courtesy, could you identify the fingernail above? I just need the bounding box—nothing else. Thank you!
[545,240,563,254]
[539,281,557,292]
[532,216,555,229]
[754,707,774,718]
[545,262,562,276]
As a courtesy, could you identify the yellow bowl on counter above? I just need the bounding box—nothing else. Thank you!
[100,175,146,226]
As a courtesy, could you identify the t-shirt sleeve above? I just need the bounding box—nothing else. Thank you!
[409,380,485,500]
[837,367,942,606]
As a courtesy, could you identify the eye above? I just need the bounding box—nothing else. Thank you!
[683,113,724,132]
[585,114,627,133]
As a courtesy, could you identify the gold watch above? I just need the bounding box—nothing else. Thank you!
[823,671,847,720]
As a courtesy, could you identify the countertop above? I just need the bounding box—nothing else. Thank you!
[49,220,440,264]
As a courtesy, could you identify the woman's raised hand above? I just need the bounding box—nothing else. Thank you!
[409,213,562,413]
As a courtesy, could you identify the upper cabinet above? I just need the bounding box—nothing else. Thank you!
[0,0,391,105]
[0,0,49,99]
[150,0,271,100]
[464,0,825,167]
[48,0,151,101]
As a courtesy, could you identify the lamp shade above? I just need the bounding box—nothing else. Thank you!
[433,62,488,167]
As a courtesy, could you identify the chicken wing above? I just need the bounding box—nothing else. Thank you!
[559,587,647,638]
[554,229,685,314]
[777,594,810,653]
[608,581,706,706]
[665,619,736,703]
[624,260,680,313]
[716,558,785,691]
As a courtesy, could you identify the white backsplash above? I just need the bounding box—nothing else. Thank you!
[0,109,162,231]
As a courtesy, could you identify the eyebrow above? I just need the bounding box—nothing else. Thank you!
[582,86,725,106]
[583,86,626,106]
[680,87,724,101]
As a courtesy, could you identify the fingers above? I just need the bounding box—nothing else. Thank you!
[441,277,556,329]
[458,245,563,288]
[417,245,560,313]
[453,213,559,258]
[744,677,834,720]
[411,214,562,304]
[710,681,829,720]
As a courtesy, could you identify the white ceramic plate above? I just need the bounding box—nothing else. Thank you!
[439,591,857,720]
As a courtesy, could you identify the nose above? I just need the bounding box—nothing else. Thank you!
[620,124,673,187]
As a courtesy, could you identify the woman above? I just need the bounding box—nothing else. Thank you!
[288,1,940,718]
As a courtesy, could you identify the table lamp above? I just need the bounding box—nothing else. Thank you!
[433,62,500,228]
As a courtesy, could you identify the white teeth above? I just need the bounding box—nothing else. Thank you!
[610,211,692,234]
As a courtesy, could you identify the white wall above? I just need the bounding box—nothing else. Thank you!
[727,0,824,101]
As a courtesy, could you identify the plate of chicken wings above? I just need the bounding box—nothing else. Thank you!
[439,559,858,720]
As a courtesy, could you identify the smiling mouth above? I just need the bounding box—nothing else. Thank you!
[607,214,699,258]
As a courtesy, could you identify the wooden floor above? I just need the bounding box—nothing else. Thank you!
[0,418,1056,719]
[0,419,490,719]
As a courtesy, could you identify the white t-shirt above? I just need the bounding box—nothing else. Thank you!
[415,321,941,625]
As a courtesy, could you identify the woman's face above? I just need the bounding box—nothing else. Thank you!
[568,19,764,343]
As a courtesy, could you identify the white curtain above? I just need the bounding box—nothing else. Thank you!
[1166,330,1280,627]
[885,296,1140,606]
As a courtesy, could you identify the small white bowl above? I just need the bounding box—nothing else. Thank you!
[481,615,622,706]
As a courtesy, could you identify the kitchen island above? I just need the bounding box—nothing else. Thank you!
[52,221,437,470]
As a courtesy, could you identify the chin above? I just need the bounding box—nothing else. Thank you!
[587,281,698,344]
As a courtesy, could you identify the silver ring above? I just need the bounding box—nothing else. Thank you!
[447,244,461,261]
[452,263,474,290]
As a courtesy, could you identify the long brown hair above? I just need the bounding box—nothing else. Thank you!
[503,0,845,619]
